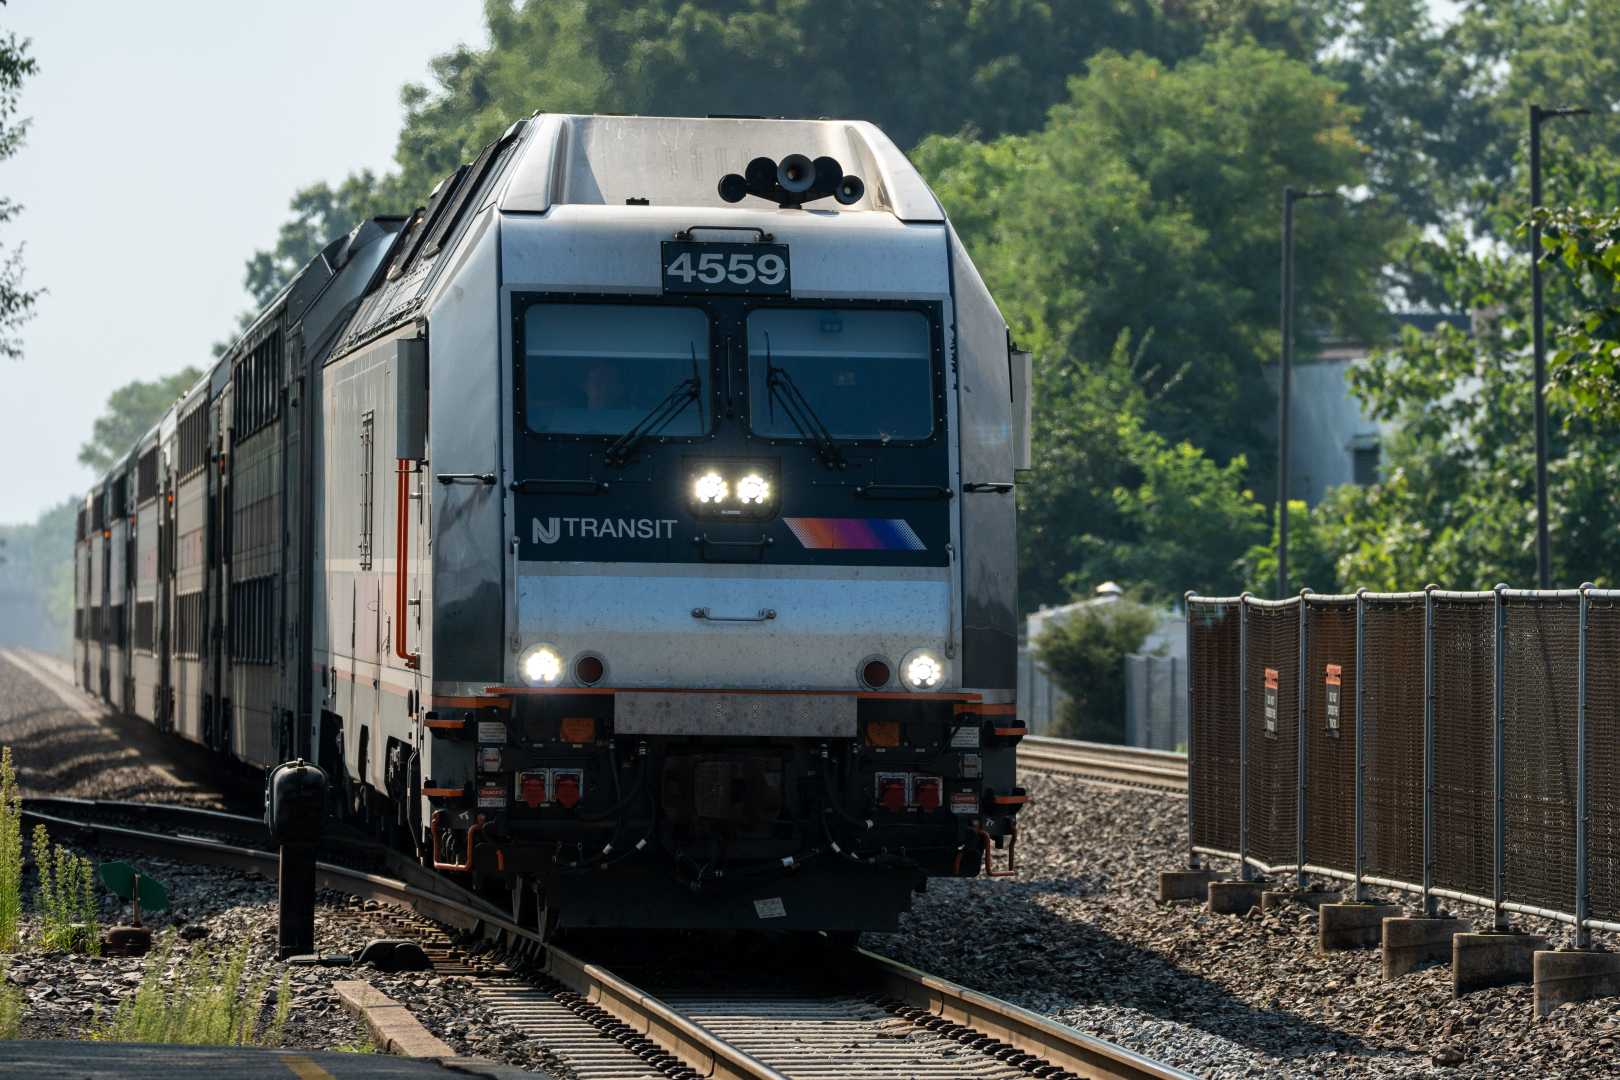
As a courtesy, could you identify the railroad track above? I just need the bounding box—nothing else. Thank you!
[30,798,1194,1080]
[1016,736,1188,793]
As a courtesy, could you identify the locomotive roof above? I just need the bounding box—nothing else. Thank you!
[500,114,943,221]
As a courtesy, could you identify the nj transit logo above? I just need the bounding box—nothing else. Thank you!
[533,517,680,544]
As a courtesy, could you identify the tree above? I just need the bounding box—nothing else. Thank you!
[920,43,1404,474]
[1534,205,1620,426]
[77,369,202,474]
[1032,598,1161,742]
[1017,332,1267,609]
[0,13,39,360]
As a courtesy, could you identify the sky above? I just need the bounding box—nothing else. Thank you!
[0,0,488,524]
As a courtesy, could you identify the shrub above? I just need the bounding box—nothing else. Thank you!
[1033,599,1161,742]
[0,749,21,952]
[31,824,99,955]
[100,937,280,1046]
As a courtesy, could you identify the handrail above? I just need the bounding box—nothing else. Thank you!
[395,459,420,669]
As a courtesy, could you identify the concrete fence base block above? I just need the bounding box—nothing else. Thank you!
[1261,888,1343,913]
[1532,949,1620,1017]
[1453,932,1547,996]
[1158,869,1220,903]
[1319,903,1402,952]
[1382,916,1469,980]
[1207,880,1265,916]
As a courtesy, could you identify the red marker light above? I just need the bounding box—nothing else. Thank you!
[553,771,582,809]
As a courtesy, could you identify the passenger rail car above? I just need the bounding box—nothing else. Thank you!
[73,115,1032,933]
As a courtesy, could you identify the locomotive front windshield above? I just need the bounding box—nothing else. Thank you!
[522,303,711,436]
[746,308,933,442]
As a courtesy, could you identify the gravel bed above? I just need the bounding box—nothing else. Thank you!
[0,652,240,808]
[867,770,1620,1078]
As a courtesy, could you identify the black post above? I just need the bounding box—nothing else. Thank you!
[1528,103,1590,589]
[266,760,327,960]
[1279,188,1295,601]
[1530,104,1551,590]
[1278,187,1335,599]
[279,843,317,959]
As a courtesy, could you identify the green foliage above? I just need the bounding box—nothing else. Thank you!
[924,42,1402,470]
[1242,499,1348,596]
[332,1038,377,1054]
[0,750,20,953]
[100,937,278,1046]
[31,824,98,956]
[1033,599,1161,742]
[0,960,19,1039]
[0,497,77,652]
[0,23,40,361]
[1533,206,1620,425]
[78,368,202,473]
[242,172,402,310]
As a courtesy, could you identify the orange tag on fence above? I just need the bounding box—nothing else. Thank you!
[1264,667,1279,689]
[1325,663,1342,687]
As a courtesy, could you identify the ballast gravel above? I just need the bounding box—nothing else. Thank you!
[867,769,1620,1079]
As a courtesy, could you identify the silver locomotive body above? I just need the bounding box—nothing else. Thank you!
[74,115,1029,933]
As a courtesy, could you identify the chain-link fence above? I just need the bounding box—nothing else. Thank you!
[1184,586,1620,945]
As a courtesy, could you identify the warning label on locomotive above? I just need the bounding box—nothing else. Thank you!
[950,791,979,815]
[477,784,505,808]
[1263,667,1279,738]
[478,721,507,744]
[753,897,787,919]
[1324,663,1342,734]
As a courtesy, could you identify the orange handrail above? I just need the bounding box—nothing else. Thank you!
[395,459,420,669]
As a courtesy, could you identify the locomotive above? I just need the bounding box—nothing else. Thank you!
[72,114,1031,934]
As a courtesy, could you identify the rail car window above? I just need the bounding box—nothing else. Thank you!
[745,309,933,442]
[137,448,159,503]
[177,406,209,478]
[233,330,283,440]
[230,576,274,665]
[134,601,154,653]
[176,591,204,657]
[520,304,711,436]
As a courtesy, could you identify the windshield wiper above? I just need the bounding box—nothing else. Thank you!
[764,333,845,469]
[603,360,701,467]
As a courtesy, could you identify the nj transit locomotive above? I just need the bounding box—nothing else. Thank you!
[72,114,1032,934]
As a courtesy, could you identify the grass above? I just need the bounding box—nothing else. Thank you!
[332,1038,377,1054]
[0,960,19,1039]
[99,936,289,1046]
[0,749,21,952]
[30,824,99,955]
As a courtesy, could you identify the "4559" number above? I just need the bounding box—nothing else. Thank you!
[661,241,791,295]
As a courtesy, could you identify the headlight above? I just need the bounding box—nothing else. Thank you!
[736,473,770,505]
[519,643,563,686]
[693,471,729,504]
[901,649,943,690]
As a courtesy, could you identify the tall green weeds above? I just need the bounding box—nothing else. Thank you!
[31,824,99,955]
[0,749,21,952]
[0,960,19,1039]
[100,937,287,1046]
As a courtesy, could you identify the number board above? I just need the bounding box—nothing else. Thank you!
[661,241,791,296]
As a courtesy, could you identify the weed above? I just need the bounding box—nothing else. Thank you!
[332,1039,376,1053]
[100,936,285,1046]
[0,749,21,952]
[0,960,19,1039]
[30,824,99,955]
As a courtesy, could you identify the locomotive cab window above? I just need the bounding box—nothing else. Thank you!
[520,303,711,437]
[745,308,933,442]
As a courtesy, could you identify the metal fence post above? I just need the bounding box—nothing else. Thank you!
[1492,583,1508,932]
[1577,583,1593,949]
[1239,594,1252,882]
[1297,591,1310,889]
[1353,588,1367,902]
[1423,584,1437,917]
[1184,592,1198,870]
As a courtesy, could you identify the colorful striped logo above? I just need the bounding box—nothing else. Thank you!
[783,517,926,551]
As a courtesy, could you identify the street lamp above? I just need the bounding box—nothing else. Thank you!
[1529,104,1590,589]
[1277,186,1336,600]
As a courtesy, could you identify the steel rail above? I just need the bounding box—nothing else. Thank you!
[1018,735,1189,792]
[33,798,1191,1080]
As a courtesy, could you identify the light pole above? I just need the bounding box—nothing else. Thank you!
[1529,104,1590,589]
[1278,186,1336,599]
